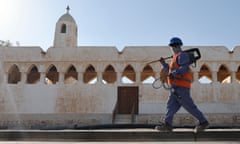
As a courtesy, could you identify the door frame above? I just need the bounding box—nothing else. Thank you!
[117,86,139,114]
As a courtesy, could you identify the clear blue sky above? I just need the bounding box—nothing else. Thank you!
[0,0,240,51]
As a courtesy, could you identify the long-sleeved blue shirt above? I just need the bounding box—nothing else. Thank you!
[162,51,190,76]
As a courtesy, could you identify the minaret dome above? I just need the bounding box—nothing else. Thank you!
[53,6,78,48]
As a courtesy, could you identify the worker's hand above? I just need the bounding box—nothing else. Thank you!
[159,57,165,64]
[168,73,175,79]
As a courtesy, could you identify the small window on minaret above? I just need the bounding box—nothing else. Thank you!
[61,24,66,33]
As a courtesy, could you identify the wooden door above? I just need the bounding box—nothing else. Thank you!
[117,86,138,114]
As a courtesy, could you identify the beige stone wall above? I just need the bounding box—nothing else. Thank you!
[0,45,239,127]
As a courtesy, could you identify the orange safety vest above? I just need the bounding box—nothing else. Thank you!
[168,53,192,88]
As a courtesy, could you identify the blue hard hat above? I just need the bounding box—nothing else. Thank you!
[169,37,183,46]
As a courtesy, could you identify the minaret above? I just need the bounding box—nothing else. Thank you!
[53,6,78,48]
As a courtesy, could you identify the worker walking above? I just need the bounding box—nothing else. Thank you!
[156,37,209,132]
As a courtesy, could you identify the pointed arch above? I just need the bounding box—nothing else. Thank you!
[217,64,231,83]
[27,65,40,84]
[83,64,97,84]
[102,65,116,84]
[45,65,59,85]
[141,65,155,83]
[198,64,212,84]
[61,23,66,33]
[121,65,136,83]
[236,66,240,83]
[64,65,78,84]
[8,64,21,84]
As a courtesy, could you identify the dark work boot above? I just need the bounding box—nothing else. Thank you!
[195,121,209,132]
[155,123,173,132]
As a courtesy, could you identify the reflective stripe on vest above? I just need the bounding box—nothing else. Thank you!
[168,53,192,88]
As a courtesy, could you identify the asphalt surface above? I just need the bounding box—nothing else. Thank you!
[0,142,240,144]
[0,128,239,143]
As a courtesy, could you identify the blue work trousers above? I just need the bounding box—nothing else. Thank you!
[165,86,207,126]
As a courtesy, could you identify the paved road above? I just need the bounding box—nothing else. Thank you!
[0,128,239,143]
[0,142,240,144]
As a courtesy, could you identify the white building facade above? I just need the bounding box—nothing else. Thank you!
[0,9,239,129]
